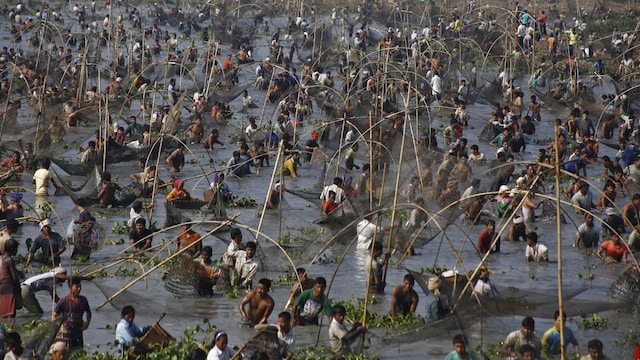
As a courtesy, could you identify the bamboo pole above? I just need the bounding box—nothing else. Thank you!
[254,140,284,245]
[362,163,386,324]
[96,215,237,310]
[383,86,410,284]
[554,122,566,360]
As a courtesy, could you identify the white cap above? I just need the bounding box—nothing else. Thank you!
[516,177,526,184]
[513,216,524,224]
[39,218,52,230]
[115,77,122,82]
[499,185,510,193]
[605,207,616,216]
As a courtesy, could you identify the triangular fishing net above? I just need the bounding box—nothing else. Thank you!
[20,319,62,360]
[310,148,330,168]
[163,202,183,228]
[54,166,102,203]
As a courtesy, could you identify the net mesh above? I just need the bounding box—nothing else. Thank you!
[240,325,282,360]
[72,222,107,254]
[20,320,62,360]
[164,254,199,296]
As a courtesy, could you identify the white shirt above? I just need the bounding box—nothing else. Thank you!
[430,74,442,96]
[235,253,260,287]
[472,279,493,297]
[207,346,236,360]
[469,152,485,162]
[526,243,549,262]
[356,219,380,249]
[320,185,345,204]
[278,327,295,352]
[33,168,53,196]
[128,208,143,228]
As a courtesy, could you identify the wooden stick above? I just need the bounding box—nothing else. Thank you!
[554,122,566,360]
[96,216,237,310]
[230,345,246,360]
[360,164,386,351]
[254,141,283,245]
[383,85,410,285]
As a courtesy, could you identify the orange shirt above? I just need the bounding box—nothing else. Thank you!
[599,240,628,262]
[178,231,202,255]
[322,202,339,214]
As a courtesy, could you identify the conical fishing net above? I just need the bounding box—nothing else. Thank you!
[609,266,640,304]
[164,254,199,296]
[70,222,107,254]
[240,325,282,360]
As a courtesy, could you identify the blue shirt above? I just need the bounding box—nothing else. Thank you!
[541,326,578,356]
[444,350,480,360]
[115,318,145,348]
[425,294,449,324]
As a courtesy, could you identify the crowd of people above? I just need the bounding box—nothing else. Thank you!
[0,0,638,357]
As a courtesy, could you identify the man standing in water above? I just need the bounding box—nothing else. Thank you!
[238,278,275,326]
[390,274,419,317]
[33,158,56,195]
[445,334,480,360]
[233,242,260,288]
[293,277,332,326]
[27,219,66,267]
[53,277,91,349]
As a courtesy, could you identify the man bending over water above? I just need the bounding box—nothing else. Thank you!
[390,274,419,317]
[239,278,275,326]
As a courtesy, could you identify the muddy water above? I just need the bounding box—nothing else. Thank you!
[0,2,637,359]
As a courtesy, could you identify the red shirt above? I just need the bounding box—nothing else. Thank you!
[598,240,628,262]
[538,13,547,24]
[477,229,498,254]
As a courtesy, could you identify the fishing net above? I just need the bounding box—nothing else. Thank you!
[310,148,330,168]
[539,200,567,224]
[101,137,143,164]
[115,185,142,207]
[240,326,282,360]
[164,203,183,228]
[0,170,16,187]
[161,98,183,135]
[609,266,640,304]
[20,319,62,360]
[67,221,108,255]
[128,320,174,357]
[48,157,92,176]
[478,123,499,143]
[213,267,232,292]
[206,188,227,220]
[164,254,199,296]
[54,166,101,203]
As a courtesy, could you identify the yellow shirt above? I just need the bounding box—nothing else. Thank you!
[281,158,297,177]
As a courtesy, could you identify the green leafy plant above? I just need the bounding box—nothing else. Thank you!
[335,296,424,329]
[111,221,131,234]
[577,313,608,330]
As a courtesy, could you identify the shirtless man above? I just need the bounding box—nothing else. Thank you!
[526,95,541,121]
[390,274,419,317]
[47,119,66,142]
[97,172,121,207]
[454,154,471,183]
[183,117,204,144]
[239,278,275,325]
